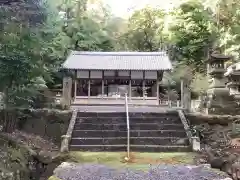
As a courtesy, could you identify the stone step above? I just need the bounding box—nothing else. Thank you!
[73,123,184,131]
[70,137,189,146]
[69,144,191,152]
[76,117,182,124]
[72,130,187,138]
[76,112,179,118]
[77,112,125,117]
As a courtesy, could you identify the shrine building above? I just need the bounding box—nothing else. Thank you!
[61,51,172,107]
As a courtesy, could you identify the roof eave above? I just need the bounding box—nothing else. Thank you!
[61,67,172,71]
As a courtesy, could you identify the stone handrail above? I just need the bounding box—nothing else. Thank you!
[178,110,192,140]
[177,110,200,151]
[60,109,78,153]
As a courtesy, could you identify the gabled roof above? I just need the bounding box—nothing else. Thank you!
[62,51,172,71]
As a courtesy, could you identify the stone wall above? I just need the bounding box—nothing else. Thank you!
[18,109,72,145]
[186,112,240,125]
[185,112,240,180]
[0,109,72,145]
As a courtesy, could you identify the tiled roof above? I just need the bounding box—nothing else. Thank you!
[62,51,172,71]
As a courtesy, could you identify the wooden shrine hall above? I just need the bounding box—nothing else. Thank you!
[61,51,172,107]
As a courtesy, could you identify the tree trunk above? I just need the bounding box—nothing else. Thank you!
[3,109,16,133]
[3,87,9,132]
[2,87,16,133]
[8,110,16,133]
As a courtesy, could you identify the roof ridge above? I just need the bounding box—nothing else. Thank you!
[71,51,167,56]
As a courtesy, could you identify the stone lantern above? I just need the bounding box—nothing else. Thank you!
[61,69,74,109]
[225,62,240,100]
[206,52,239,114]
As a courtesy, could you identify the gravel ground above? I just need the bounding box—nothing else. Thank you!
[54,163,230,180]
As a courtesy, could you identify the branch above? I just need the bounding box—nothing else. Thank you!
[143,30,153,51]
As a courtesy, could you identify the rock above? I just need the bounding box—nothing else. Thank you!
[201,123,211,130]
[176,138,188,145]
[216,150,223,156]
[212,125,224,132]
[48,176,61,180]
[27,147,38,157]
[58,162,73,169]
[211,142,219,149]
[231,162,240,180]
[210,157,226,169]
[199,158,208,164]
[53,162,77,175]
[200,163,211,168]
[52,153,71,163]
[221,162,233,176]
[37,153,70,180]
[227,154,238,164]
[37,150,53,164]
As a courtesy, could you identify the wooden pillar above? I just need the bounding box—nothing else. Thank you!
[156,72,160,105]
[156,82,159,105]
[142,80,146,100]
[102,80,104,98]
[88,80,90,97]
[74,79,77,99]
[143,71,145,100]
[129,80,132,100]
[101,71,104,98]
[88,71,91,97]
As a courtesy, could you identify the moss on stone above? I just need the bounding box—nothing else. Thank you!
[0,145,30,180]
[48,175,61,180]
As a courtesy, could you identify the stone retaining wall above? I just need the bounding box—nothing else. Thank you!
[0,109,72,145]
[185,112,240,180]
[186,113,240,125]
[18,109,72,145]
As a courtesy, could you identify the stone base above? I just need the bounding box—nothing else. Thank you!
[207,87,229,96]
[60,135,71,153]
[207,91,240,115]
[207,104,240,115]
[191,136,201,152]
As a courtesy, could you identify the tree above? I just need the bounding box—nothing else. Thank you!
[0,0,69,131]
[202,0,240,61]
[120,7,167,51]
[167,0,216,73]
[59,0,115,51]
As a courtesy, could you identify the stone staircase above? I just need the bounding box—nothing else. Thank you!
[70,111,191,152]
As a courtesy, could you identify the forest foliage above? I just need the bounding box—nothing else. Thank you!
[0,0,239,110]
